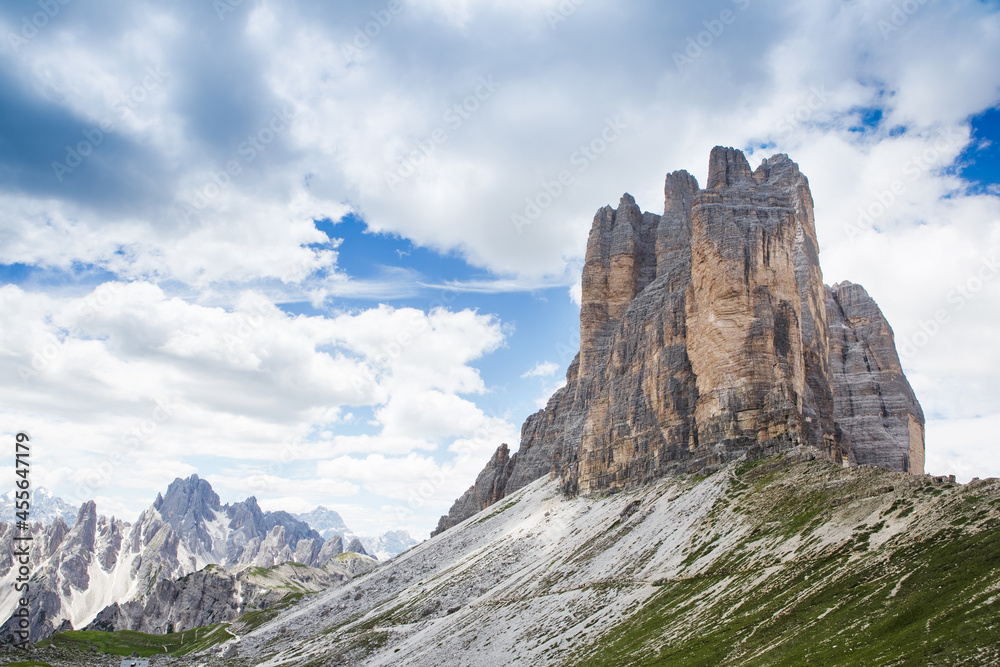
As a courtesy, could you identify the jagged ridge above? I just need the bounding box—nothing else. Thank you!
[0,475,377,642]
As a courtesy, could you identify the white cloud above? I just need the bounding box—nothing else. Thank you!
[521,360,558,379]
[568,282,582,306]
[925,415,1000,483]
[0,281,513,528]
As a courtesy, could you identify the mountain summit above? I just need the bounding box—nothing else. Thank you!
[435,147,924,534]
[194,150,999,667]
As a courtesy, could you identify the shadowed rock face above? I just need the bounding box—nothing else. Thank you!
[827,281,926,473]
[433,147,924,535]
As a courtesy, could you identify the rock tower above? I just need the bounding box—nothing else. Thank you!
[434,147,924,535]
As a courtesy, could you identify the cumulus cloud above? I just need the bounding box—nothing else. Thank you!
[0,282,512,529]
[1,0,997,286]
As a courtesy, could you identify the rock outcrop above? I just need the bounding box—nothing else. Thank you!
[85,559,371,635]
[434,147,924,535]
[827,281,925,472]
[346,538,370,557]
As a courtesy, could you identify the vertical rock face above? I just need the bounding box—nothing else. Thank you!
[686,149,807,456]
[346,537,370,557]
[432,443,516,535]
[572,181,699,496]
[434,147,924,534]
[827,281,926,472]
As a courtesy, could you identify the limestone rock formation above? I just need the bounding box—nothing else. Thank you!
[85,560,363,635]
[828,281,925,472]
[434,147,923,535]
[346,537,371,557]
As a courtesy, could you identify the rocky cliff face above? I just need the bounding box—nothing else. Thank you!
[85,558,376,635]
[434,147,923,535]
[827,281,925,472]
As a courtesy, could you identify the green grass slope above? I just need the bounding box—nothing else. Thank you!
[37,622,232,658]
[571,456,1000,666]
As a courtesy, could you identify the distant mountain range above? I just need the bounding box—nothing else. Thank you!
[0,488,78,526]
[293,506,350,539]
[0,476,417,642]
[291,507,418,560]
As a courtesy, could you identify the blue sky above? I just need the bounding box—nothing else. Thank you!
[1,0,999,537]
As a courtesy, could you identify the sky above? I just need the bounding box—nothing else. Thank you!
[0,0,998,538]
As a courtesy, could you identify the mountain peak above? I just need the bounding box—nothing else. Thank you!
[707,145,753,189]
[0,487,80,526]
[294,506,350,539]
[435,147,924,534]
[154,475,222,534]
[76,500,97,524]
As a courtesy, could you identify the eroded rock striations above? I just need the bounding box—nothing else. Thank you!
[827,281,925,472]
[434,147,923,535]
